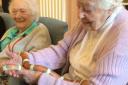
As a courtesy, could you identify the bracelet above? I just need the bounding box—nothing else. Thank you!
[46,68,51,74]
[17,64,22,70]
[29,64,35,71]
[23,59,29,63]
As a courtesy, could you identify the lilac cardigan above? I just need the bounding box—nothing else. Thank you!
[29,8,128,85]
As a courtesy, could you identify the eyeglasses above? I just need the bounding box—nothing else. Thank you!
[10,8,31,16]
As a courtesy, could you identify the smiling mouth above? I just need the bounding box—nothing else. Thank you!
[16,18,25,22]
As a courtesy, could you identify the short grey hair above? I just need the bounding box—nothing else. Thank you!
[9,0,39,21]
[98,0,123,9]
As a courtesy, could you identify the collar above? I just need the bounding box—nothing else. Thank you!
[6,21,38,39]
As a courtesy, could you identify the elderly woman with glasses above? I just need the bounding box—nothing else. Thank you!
[4,0,128,85]
[0,0,51,84]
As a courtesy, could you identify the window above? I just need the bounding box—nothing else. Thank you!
[38,0,67,22]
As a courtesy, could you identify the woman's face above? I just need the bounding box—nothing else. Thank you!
[10,0,33,32]
[77,0,110,30]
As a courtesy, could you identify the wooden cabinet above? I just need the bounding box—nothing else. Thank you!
[67,0,78,29]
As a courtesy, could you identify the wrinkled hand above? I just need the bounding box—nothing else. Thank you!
[5,51,22,65]
[5,67,41,84]
[0,51,22,72]
[21,69,42,84]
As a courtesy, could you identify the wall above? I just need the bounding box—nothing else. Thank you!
[67,0,78,29]
[37,0,78,29]
[0,0,1,6]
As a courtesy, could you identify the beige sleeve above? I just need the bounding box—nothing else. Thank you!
[25,24,51,52]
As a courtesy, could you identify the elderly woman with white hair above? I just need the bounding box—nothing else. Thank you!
[0,0,51,84]
[4,0,128,85]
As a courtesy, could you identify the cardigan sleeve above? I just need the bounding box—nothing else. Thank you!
[27,22,85,70]
[28,30,73,70]
[37,49,128,85]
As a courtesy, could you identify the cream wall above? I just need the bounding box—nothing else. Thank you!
[37,0,78,29]
[36,0,40,15]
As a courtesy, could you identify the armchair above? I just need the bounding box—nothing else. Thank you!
[0,13,68,84]
[0,13,68,45]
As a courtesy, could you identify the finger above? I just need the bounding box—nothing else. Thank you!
[11,71,17,77]
[15,72,20,78]
[5,60,14,65]
[19,69,31,76]
[8,71,13,76]
[13,72,17,77]
[7,70,18,77]
[5,51,14,58]
[19,69,26,75]
[5,70,9,75]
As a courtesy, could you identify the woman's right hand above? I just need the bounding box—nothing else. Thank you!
[5,51,22,65]
[5,67,42,84]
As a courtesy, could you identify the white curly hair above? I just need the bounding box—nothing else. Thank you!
[9,0,39,21]
[98,0,123,9]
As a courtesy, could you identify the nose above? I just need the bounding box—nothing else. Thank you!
[79,12,85,19]
[79,8,89,19]
[79,11,89,20]
[14,11,22,18]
